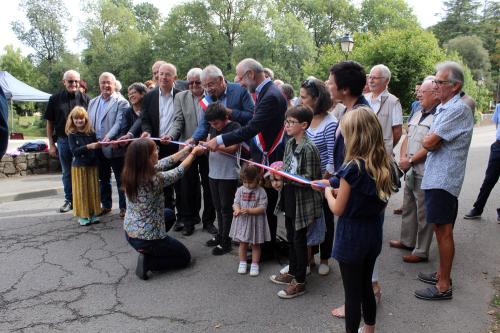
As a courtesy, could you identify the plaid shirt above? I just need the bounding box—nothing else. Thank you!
[275,135,322,230]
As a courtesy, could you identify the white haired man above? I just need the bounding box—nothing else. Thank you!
[45,70,90,213]
[415,61,474,300]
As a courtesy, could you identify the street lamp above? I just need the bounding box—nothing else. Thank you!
[340,33,354,60]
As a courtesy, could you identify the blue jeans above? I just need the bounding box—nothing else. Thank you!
[126,209,190,271]
[97,152,125,209]
[57,137,73,202]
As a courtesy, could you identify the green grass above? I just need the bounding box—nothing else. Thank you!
[8,114,46,138]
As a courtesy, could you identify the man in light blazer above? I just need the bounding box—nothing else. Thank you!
[88,72,130,217]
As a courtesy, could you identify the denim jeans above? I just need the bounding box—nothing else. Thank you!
[97,151,125,210]
[57,137,73,203]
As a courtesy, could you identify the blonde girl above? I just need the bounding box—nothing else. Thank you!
[324,107,392,333]
[66,107,101,226]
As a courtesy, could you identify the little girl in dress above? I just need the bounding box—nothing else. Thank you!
[229,164,271,276]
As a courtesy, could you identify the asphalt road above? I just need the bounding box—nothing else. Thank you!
[0,125,499,332]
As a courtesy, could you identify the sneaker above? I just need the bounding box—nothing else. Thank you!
[59,201,72,213]
[238,262,247,274]
[212,245,231,256]
[270,272,294,285]
[206,237,220,247]
[414,285,452,300]
[249,263,259,276]
[78,217,91,226]
[464,208,481,219]
[318,263,330,276]
[90,216,100,224]
[277,279,306,299]
[279,264,311,276]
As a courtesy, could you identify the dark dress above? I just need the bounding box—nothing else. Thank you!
[332,160,387,264]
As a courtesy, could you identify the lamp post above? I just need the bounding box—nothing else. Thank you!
[340,33,354,60]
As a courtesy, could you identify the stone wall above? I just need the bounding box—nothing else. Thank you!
[0,153,61,178]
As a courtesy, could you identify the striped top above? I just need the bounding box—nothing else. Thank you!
[306,113,338,175]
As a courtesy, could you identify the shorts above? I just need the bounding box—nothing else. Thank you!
[424,189,458,225]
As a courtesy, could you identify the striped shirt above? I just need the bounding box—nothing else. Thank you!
[306,113,338,175]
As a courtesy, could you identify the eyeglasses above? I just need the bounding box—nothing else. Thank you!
[202,78,221,89]
[284,120,300,126]
[66,80,79,84]
[368,76,384,80]
[433,79,451,86]
[188,80,201,86]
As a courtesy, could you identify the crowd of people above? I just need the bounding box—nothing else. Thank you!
[44,56,496,333]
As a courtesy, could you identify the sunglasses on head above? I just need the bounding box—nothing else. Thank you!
[301,79,319,97]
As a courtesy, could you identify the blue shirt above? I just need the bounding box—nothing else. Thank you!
[493,103,500,141]
[95,96,110,139]
[421,94,474,197]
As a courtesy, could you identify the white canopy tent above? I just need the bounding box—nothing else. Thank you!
[0,71,51,133]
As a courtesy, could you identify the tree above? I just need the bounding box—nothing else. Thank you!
[11,0,68,65]
[432,0,482,45]
[359,0,419,34]
[80,0,154,94]
[445,35,491,81]
[134,2,161,35]
[354,29,445,112]
[280,0,359,48]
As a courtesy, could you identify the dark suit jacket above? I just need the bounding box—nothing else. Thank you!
[222,81,287,163]
[141,86,181,138]
[192,82,255,141]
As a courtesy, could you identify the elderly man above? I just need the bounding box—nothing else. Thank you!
[88,72,129,217]
[389,77,439,263]
[365,64,403,155]
[464,101,500,222]
[205,58,287,259]
[191,65,254,142]
[414,61,474,301]
[166,68,216,235]
[45,70,90,213]
[151,60,166,84]
[140,63,181,219]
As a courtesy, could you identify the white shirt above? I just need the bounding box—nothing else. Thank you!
[365,89,403,126]
[159,87,174,136]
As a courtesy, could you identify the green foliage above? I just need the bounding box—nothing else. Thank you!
[432,0,482,45]
[445,35,491,81]
[359,0,419,34]
[11,0,68,64]
[354,29,445,112]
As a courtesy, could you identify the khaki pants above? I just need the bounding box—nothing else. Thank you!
[400,175,433,258]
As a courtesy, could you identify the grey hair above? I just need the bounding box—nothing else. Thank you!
[263,67,274,80]
[371,64,391,81]
[238,58,264,74]
[115,80,122,92]
[187,68,203,80]
[99,72,116,83]
[279,84,294,100]
[423,75,435,82]
[201,65,223,81]
[63,70,80,80]
[435,61,464,86]
[128,82,147,95]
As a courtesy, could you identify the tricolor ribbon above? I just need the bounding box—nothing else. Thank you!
[101,137,324,187]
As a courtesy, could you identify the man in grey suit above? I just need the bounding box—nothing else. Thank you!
[167,68,217,235]
[88,72,130,217]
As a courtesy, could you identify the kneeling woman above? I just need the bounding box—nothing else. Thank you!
[121,138,204,280]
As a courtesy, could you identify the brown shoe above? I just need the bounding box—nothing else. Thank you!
[277,279,306,299]
[270,272,294,285]
[119,208,126,219]
[403,254,428,263]
[389,240,414,251]
[99,207,112,216]
[393,208,403,215]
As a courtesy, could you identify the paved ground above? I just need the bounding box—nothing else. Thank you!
[0,126,499,332]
